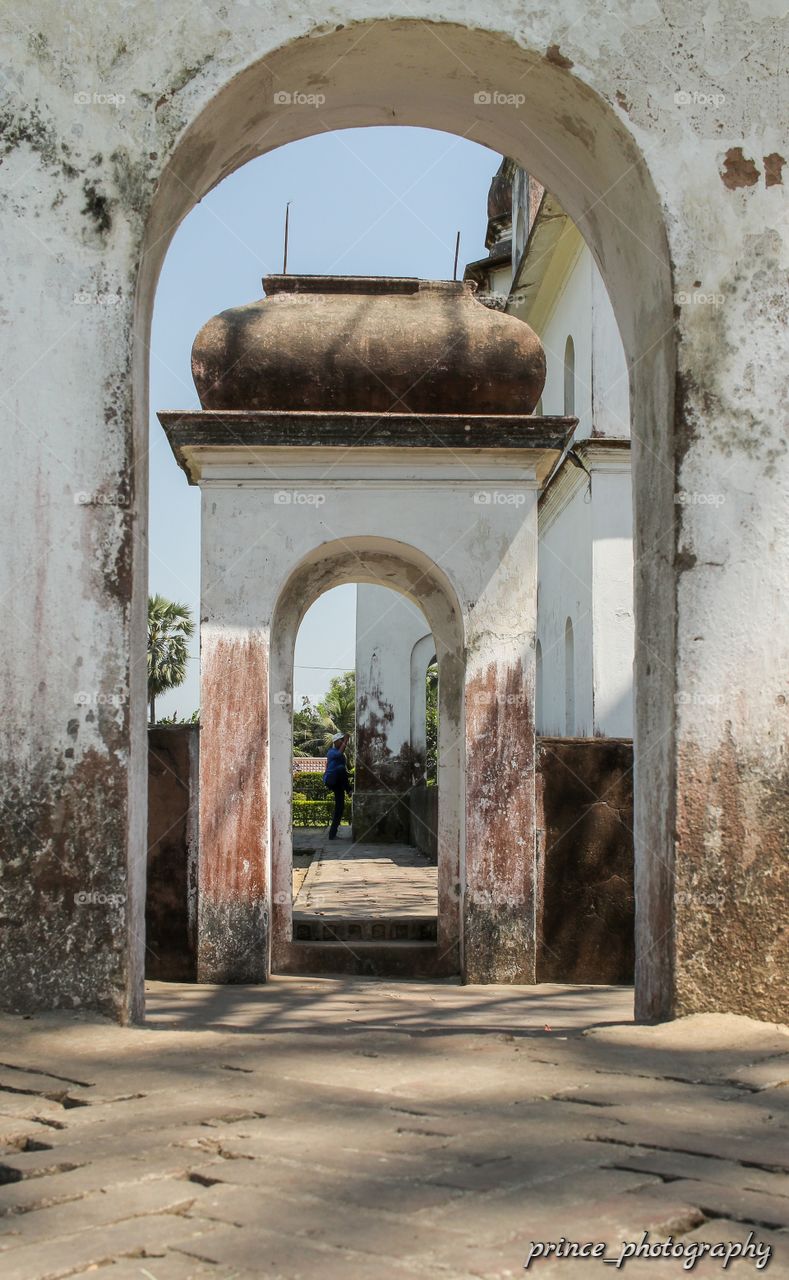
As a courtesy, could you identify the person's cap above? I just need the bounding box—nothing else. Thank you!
[331,732,345,743]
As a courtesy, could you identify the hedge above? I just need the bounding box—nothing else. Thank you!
[293,797,352,828]
[293,770,328,800]
[293,770,354,799]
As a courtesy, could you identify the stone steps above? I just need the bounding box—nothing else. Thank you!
[291,915,438,944]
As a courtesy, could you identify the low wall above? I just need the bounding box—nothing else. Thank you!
[146,730,631,984]
[409,785,438,863]
[147,725,199,981]
[536,737,634,984]
[352,791,412,843]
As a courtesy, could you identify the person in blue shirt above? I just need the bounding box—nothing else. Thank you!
[323,733,352,839]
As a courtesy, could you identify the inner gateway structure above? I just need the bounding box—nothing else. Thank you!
[160,272,575,983]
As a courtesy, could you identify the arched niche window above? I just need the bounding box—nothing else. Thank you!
[564,617,575,735]
[563,335,575,418]
[535,639,543,734]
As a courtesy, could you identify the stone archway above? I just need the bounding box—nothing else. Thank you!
[269,541,465,979]
[134,21,675,1019]
[34,8,789,1025]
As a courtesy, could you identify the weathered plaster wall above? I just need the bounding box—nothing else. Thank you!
[1,2,785,1019]
[354,584,431,842]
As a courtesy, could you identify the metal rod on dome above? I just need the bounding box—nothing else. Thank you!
[283,202,291,274]
[453,231,461,281]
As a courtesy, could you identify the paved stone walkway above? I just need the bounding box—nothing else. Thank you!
[294,832,437,919]
[1,979,788,1279]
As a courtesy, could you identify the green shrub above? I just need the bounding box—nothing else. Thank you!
[292,771,328,799]
[292,797,352,828]
[292,769,355,799]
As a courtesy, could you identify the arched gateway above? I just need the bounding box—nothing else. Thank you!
[3,9,784,1025]
[159,273,574,984]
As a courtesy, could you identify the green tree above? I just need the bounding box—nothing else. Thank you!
[318,672,356,742]
[291,672,356,766]
[292,695,325,757]
[147,594,195,724]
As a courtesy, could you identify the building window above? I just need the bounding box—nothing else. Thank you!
[563,335,575,417]
[564,617,575,735]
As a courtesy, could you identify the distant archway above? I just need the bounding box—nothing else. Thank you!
[269,538,464,977]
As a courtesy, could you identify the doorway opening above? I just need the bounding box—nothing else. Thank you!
[289,584,439,956]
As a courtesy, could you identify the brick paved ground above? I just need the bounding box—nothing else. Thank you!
[1,978,787,1279]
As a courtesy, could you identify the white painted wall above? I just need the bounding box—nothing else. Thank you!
[592,466,634,736]
[355,584,431,762]
[591,266,630,438]
[532,246,590,436]
[517,217,634,738]
[536,483,593,736]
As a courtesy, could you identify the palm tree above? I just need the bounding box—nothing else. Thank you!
[317,671,356,766]
[147,594,195,724]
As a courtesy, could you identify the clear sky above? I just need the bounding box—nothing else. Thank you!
[148,126,500,718]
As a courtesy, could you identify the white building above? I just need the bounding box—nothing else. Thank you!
[467,163,634,739]
[355,161,635,771]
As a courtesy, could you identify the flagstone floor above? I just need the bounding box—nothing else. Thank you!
[1,979,788,1279]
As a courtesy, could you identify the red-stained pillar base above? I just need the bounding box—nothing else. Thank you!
[197,630,270,983]
[463,653,537,983]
